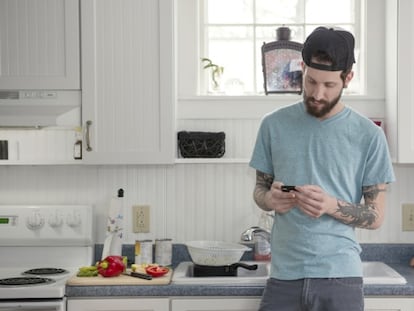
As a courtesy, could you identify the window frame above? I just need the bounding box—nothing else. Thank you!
[200,0,362,96]
[176,0,386,120]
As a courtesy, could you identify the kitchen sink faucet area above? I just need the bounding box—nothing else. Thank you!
[172,261,406,286]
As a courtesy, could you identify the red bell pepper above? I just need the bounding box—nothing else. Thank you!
[97,255,126,277]
[145,265,169,277]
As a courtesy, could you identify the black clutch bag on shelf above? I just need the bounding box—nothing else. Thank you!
[177,131,225,158]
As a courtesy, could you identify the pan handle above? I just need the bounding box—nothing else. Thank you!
[230,262,258,271]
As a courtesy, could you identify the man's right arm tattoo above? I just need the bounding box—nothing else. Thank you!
[254,171,274,211]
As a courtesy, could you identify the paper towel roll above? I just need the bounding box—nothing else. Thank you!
[102,189,124,259]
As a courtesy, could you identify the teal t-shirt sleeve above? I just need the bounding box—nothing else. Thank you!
[249,116,274,176]
[363,127,395,186]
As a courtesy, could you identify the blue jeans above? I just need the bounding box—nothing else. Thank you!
[259,277,364,311]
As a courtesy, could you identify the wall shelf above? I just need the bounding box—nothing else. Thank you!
[175,158,249,164]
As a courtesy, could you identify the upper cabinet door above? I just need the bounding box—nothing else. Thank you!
[385,0,414,163]
[0,0,80,90]
[81,0,175,164]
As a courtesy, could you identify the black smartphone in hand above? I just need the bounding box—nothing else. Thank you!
[281,185,297,192]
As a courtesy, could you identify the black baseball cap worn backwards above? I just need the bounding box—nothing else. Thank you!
[302,26,355,71]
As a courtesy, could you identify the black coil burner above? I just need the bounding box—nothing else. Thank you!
[0,277,55,287]
[23,268,68,276]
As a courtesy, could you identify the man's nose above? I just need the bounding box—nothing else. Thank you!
[311,85,325,100]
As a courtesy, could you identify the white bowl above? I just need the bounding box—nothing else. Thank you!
[186,240,251,266]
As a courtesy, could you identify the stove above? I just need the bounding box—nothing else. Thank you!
[0,205,94,310]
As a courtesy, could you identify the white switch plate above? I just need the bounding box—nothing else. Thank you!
[402,203,414,231]
[132,205,150,233]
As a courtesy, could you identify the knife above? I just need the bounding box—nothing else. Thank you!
[125,271,153,280]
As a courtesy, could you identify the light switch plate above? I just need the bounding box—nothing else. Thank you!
[132,205,150,233]
[402,203,414,231]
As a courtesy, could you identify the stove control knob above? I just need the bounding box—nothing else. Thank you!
[26,211,45,230]
[48,213,63,228]
[66,211,82,228]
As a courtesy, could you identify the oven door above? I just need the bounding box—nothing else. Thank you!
[0,298,66,311]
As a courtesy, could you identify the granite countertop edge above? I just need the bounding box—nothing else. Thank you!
[66,243,414,298]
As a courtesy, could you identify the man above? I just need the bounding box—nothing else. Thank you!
[250,27,395,311]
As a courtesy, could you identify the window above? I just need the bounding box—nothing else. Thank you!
[199,0,362,95]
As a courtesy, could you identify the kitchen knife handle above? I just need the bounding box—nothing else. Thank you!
[85,120,93,152]
[130,271,153,280]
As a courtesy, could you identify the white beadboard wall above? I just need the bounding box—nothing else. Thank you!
[0,119,413,245]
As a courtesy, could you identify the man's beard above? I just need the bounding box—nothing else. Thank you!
[303,90,342,118]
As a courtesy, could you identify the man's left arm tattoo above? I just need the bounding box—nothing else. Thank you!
[335,185,386,228]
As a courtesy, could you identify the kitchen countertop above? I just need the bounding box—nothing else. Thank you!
[66,243,414,298]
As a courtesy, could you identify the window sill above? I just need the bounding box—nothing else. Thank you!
[177,95,385,120]
[175,158,249,164]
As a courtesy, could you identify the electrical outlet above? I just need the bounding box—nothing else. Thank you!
[402,203,414,231]
[132,205,150,233]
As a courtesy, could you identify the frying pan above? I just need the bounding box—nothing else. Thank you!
[193,262,258,277]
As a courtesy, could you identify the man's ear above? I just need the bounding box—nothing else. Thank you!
[344,71,354,88]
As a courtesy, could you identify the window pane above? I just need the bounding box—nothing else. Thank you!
[206,27,254,94]
[207,0,253,24]
[305,0,354,24]
[256,26,305,44]
[202,0,360,95]
[256,0,304,24]
[304,25,354,39]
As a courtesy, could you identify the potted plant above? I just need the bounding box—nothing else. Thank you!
[201,58,224,91]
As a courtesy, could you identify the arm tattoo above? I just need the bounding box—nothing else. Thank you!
[336,185,385,228]
[256,171,274,189]
[253,171,274,211]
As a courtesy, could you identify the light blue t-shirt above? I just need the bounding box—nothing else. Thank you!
[249,102,395,280]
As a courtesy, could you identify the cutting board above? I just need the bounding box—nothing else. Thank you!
[66,269,172,286]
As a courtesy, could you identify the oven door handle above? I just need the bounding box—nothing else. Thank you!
[0,298,65,310]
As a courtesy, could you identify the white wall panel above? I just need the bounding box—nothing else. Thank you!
[167,163,259,243]
[0,163,411,244]
[0,120,412,245]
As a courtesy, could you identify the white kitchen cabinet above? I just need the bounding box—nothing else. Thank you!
[67,298,169,311]
[80,0,175,164]
[170,297,414,311]
[66,296,414,311]
[365,297,414,310]
[0,0,80,90]
[171,298,261,311]
[385,0,414,163]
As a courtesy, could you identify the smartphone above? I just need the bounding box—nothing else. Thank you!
[281,185,297,192]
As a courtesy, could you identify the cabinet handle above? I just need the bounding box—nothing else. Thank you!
[85,120,93,152]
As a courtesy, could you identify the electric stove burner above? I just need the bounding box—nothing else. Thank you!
[22,268,69,276]
[0,277,55,287]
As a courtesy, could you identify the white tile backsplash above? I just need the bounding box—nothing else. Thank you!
[0,163,412,245]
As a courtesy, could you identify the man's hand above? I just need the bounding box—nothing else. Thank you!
[294,184,386,229]
[264,181,298,214]
[294,185,337,218]
[253,171,297,214]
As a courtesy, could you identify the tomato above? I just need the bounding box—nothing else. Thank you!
[145,265,169,277]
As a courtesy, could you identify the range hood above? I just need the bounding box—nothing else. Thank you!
[0,90,81,127]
